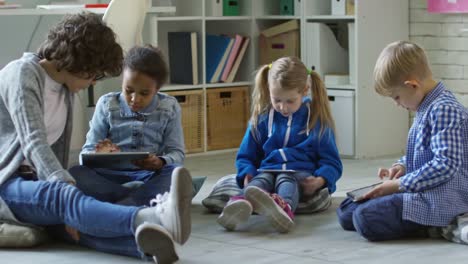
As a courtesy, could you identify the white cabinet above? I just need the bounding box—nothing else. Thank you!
[328,89,354,156]
[139,0,409,157]
[300,0,409,158]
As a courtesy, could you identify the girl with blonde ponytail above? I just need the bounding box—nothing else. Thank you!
[217,56,342,233]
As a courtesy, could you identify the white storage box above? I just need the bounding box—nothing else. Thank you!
[304,22,349,80]
[325,74,349,85]
[328,89,354,156]
[332,0,346,15]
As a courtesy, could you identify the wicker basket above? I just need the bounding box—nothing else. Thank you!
[206,86,250,150]
[165,90,204,153]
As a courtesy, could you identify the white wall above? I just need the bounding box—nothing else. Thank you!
[410,0,468,106]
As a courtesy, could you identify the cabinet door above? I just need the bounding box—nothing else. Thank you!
[328,89,354,156]
[206,86,250,150]
[165,90,205,153]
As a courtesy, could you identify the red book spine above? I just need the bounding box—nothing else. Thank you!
[85,4,109,8]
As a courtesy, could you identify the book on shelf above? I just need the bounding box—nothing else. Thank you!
[205,34,231,83]
[225,36,250,83]
[220,34,243,82]
[0,1,21,9]
[210,37,233,83]
[37,4,108,9]
[168,32,199,85]
[0,5,21,9]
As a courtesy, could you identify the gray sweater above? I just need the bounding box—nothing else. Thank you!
[0,53,75,223]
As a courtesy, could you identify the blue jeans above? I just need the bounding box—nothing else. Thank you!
[246,172,309,211]
[0,175,146,259]
[336,194,428,241]
[69,164,176,206]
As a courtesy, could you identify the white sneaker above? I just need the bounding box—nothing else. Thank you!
[0,223,49,247]
[135,222,179,264]
[151,167,192,245]
[217,196,252,231]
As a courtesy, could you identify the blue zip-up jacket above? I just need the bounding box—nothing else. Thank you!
[236,99,343,193]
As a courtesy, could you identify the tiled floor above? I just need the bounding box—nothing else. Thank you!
[2,151,468,264]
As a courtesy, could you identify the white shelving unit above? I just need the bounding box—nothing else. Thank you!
[145,0,409,158]
[0,6,175,16]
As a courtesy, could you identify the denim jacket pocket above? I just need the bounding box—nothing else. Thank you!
[144,111,171,150]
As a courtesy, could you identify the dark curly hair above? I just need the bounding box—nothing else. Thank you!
[124,45,168,88]
[37,12,123,78]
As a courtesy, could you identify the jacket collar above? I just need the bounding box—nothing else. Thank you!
[417,81,445,114]
[118,92,159,117]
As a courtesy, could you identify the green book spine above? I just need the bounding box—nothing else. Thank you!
[223,0,239,16]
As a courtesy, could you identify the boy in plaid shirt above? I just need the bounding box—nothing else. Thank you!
[337,40,468,241]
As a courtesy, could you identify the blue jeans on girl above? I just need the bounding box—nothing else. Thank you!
[245,172,310,211]
[68,164,177,206]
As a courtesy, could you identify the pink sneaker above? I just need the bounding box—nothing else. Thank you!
[245,186,295,233]
[271,193,294,220]
[217,196,253,231]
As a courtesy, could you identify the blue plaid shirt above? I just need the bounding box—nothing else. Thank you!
[397,82,468,226]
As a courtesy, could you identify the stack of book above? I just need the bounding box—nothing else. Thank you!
[205,34,250,83]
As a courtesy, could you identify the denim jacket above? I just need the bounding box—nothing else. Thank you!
[81,92,185,165]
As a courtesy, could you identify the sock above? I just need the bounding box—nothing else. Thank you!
[133,207,160,230]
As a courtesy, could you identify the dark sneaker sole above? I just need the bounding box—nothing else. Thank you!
[135,223,179,264]
[217,200,252,231]
[245,186,294,233]
[171,166,193,244]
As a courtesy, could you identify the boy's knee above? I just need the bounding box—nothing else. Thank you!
[336,198,357,231]
[352,206,382,242]
[336,209,354,231]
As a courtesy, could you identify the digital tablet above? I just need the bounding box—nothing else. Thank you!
[80,152,150,169]
[346,182,383,202]
[257,169,297,173]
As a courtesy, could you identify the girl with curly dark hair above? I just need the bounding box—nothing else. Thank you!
[0,12,190,263]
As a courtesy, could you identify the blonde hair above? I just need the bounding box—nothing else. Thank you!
[251,56,335,139]
[374,40,432,96]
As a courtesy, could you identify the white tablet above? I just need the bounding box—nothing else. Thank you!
[257,169,297,173]
[80,152,150,169]
[346,182,383,202]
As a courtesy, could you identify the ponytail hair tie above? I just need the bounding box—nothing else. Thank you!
[268,63,272,69]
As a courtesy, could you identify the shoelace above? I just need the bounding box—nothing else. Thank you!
[150,192,170,214]
[270,193,287,209]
